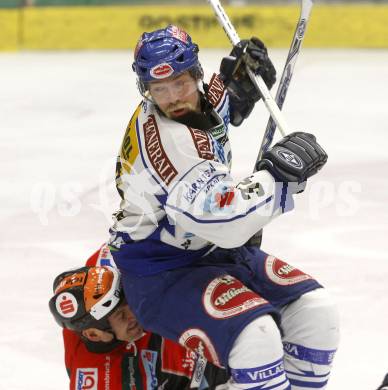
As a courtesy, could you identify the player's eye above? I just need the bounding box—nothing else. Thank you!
[153,86,165,94]
[174,80,185,88]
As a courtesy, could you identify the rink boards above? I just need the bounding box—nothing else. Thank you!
[1,4,388,51]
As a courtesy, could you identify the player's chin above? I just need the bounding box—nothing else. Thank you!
[127,324,143,340]
[167,107,191,118]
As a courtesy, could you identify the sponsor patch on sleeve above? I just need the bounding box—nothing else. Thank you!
[180,162,223,205]
[76,368,98,390]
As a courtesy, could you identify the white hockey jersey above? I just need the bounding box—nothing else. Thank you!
[109,74,294,276]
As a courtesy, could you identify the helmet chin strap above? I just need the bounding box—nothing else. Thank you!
[198,78,206,94]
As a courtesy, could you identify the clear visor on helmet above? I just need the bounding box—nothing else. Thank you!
[139,64,203,106]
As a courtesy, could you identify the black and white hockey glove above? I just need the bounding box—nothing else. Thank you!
[219,37,277,126]
[220,37,276,90]
[256,132,328,184]
[377,373,388,390]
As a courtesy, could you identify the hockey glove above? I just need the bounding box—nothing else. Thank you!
[220,37,276,91]
[256,132,328,184]
[219,37,276,126]
[377,373,388,390]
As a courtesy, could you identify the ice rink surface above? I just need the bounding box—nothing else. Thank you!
[1,48,388,389]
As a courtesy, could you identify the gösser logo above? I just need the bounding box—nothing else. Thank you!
[150,63,174,79]
[56,292,78,318]
[265,256,312,286]
[203,275,267,319]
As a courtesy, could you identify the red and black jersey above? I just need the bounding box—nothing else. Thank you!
[62,245,228,389]
[63,328,228,390]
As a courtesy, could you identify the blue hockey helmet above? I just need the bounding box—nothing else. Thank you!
[132,25,203,96]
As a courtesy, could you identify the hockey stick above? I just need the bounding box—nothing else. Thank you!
[207,0,290,137]
[255,0,314,165]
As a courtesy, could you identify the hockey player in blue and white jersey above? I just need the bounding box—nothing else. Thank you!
[108,25,340,389]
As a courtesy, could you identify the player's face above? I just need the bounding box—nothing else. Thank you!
[148,71,201,119]
[108,303,143,342]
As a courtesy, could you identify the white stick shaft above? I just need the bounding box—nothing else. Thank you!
[209,0,240,45]
[207,0,291,136]
[247,68,288,137]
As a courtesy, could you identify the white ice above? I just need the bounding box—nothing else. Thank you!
[1,48,387,390]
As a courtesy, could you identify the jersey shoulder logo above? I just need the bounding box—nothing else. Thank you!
[119,104,141,175]
[207,74,226,108]
[188,127,214,160]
